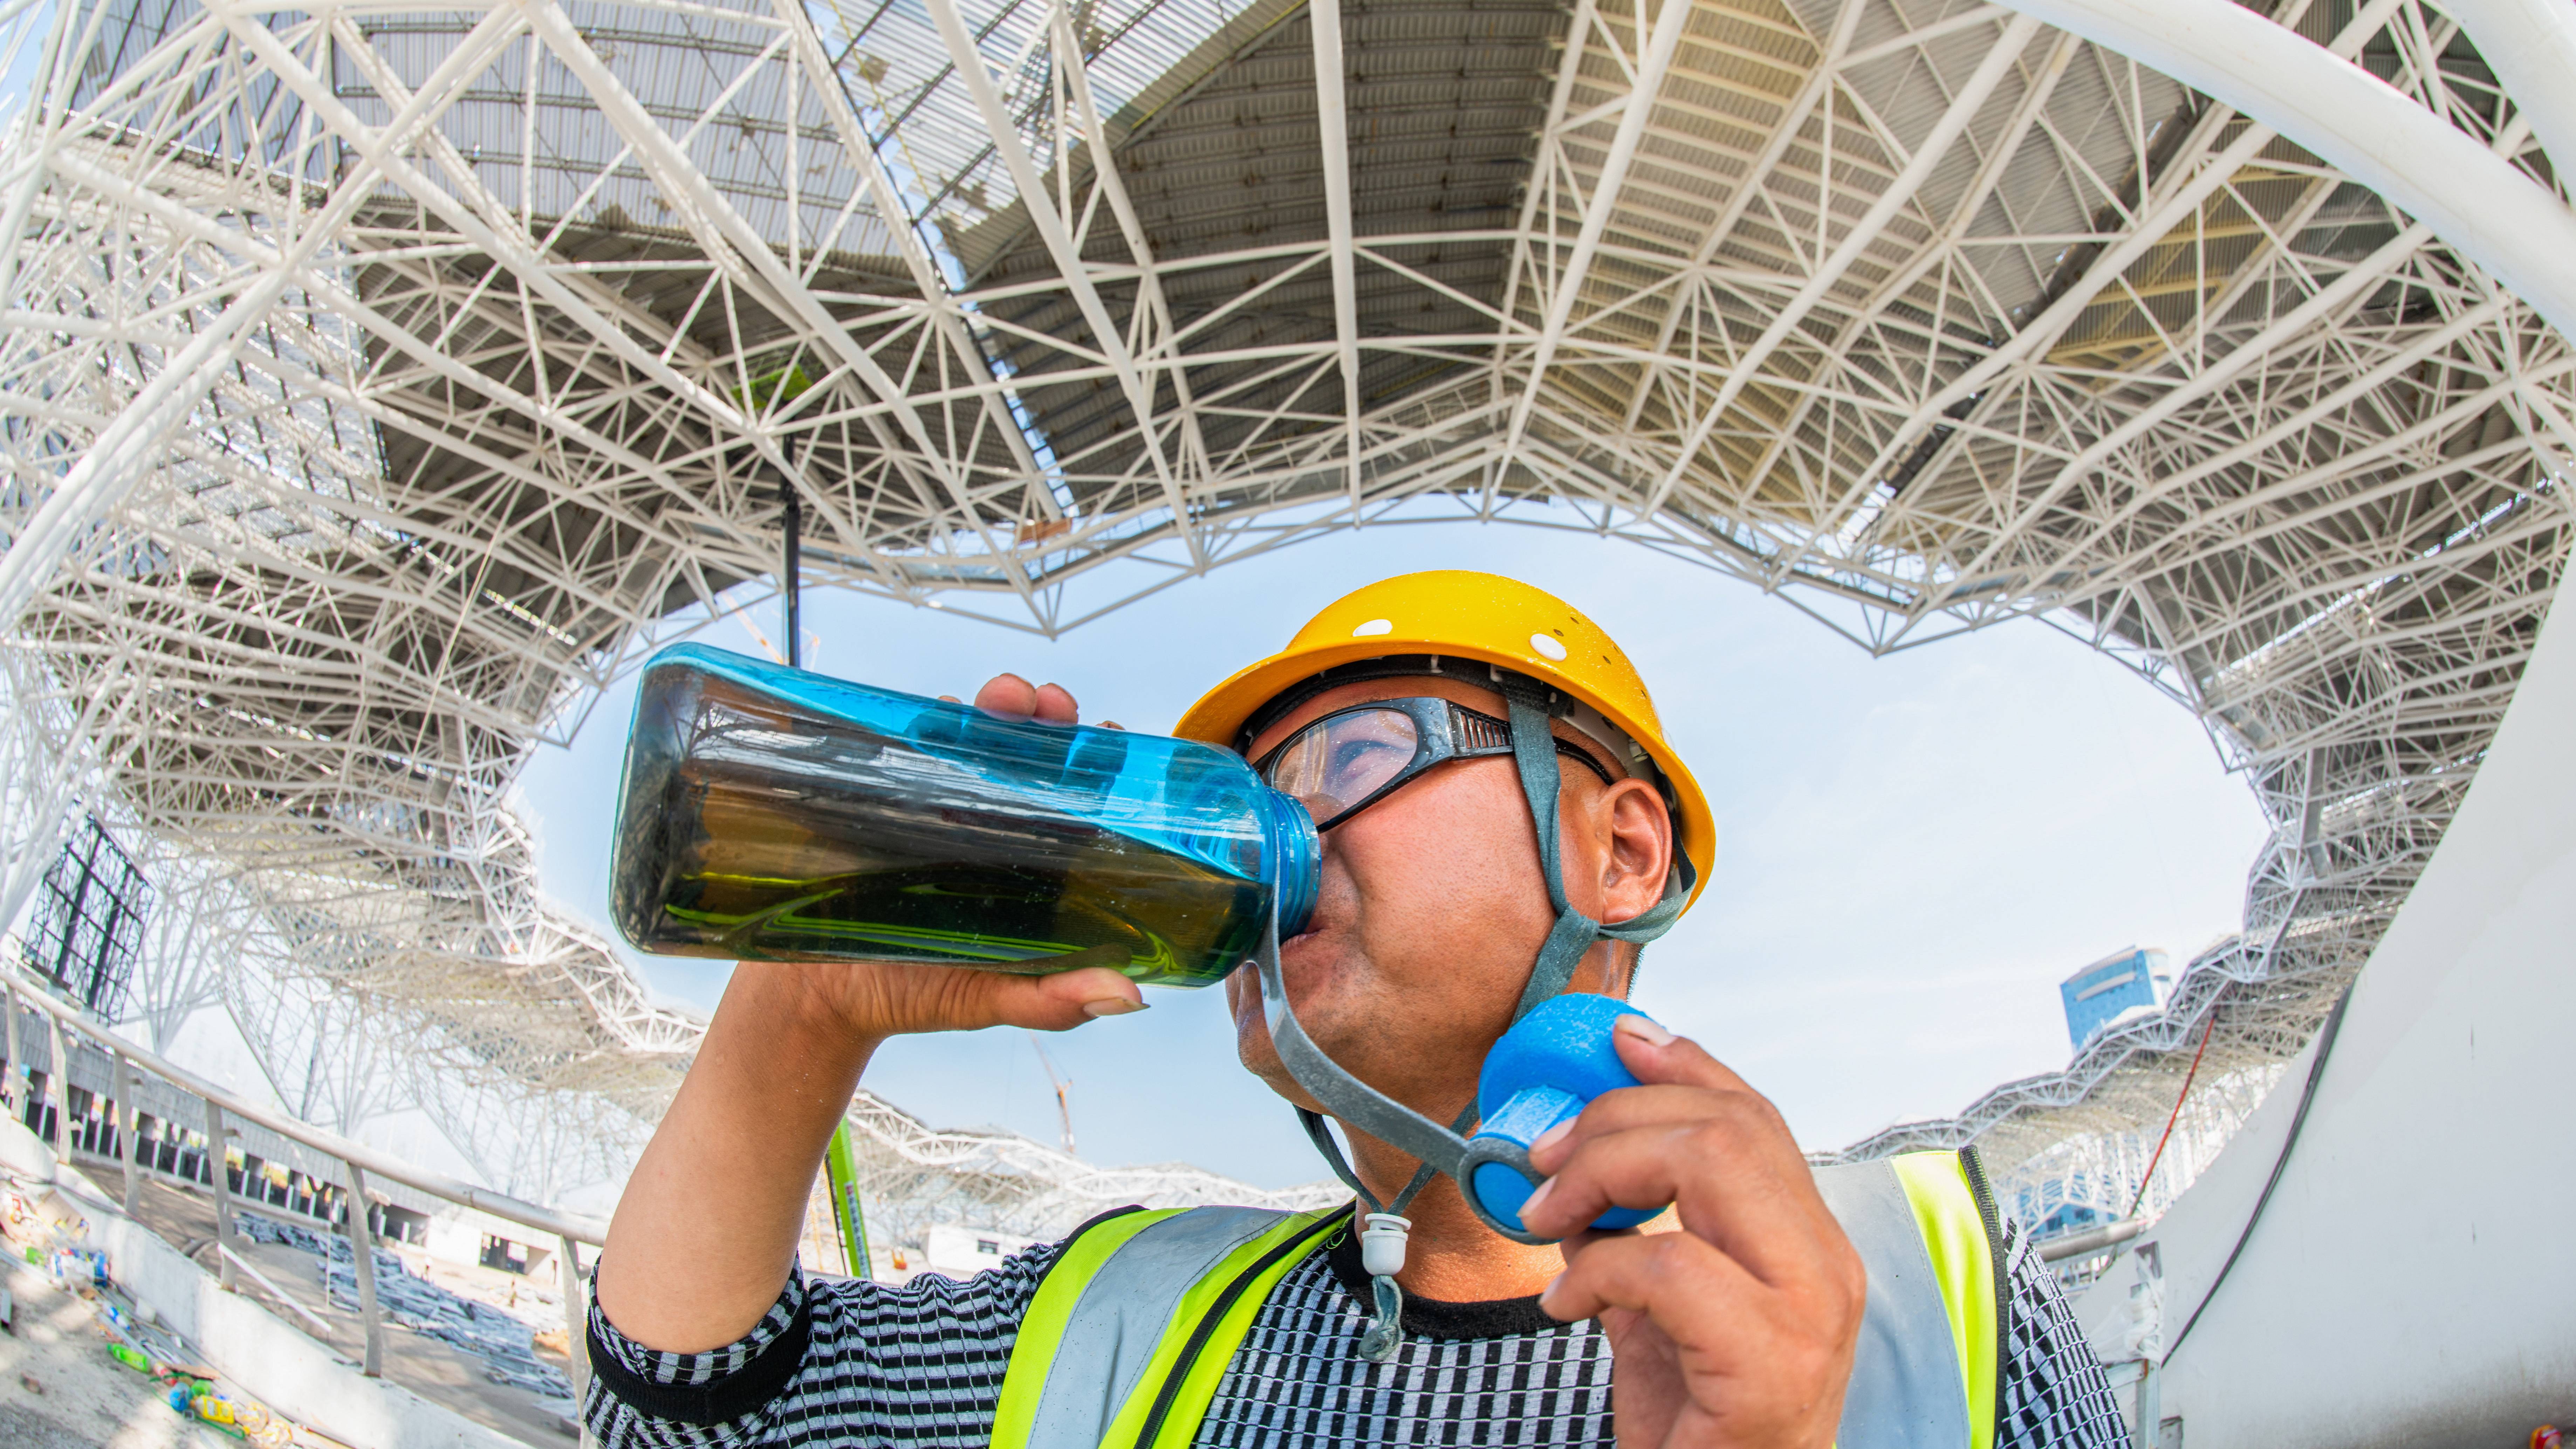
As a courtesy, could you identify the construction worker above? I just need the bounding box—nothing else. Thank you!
[585,573,2128,1449]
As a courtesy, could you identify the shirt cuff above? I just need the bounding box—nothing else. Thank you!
[585,1259,813,1429]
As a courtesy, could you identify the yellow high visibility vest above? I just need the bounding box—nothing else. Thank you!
[993,1149,2006,1449]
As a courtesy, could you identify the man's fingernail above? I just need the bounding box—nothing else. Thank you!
[1615,1014,1676,1047]
[1538,1270,1565,1311]
[1519,1176,1558,1220]
[1082,998,1147,1017]
[1532,1120,1574,1156]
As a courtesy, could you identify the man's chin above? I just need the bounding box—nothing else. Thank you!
[1231,1013,1328,1114]
[1229,930,1358,1114]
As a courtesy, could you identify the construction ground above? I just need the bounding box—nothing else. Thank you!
[6,1154,581,1449]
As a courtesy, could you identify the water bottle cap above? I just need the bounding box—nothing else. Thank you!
[1475,994,1649,1121]
[1465,996,1660,1237]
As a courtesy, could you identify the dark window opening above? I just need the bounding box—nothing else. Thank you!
[24,815,153,1022]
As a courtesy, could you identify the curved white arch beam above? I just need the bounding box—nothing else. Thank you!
[2440,0,2576,201]
[1992,0,2576,346]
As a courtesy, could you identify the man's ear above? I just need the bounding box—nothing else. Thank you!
[1596,781,1674,927]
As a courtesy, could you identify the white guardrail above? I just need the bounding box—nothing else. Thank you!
[0,968,605,1399]
[2036,1216,2148,1264]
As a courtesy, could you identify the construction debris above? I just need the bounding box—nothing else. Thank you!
[234,1210,571,1397]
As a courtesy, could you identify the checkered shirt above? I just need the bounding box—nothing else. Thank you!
[584,1207,2125,1449]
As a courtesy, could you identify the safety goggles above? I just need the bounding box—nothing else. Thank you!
[1251,697,1617,832]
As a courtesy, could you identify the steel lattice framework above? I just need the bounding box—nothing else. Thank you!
[0,0,2569,1207]
[835,1088,1346,1246]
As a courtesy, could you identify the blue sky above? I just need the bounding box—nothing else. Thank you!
[514,520,2269,1189]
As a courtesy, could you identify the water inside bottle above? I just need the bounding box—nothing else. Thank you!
[612,646,1309,988]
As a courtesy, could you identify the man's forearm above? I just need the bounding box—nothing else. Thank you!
[596,964,882,1353]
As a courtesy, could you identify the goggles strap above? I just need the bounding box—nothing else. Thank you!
[1499,674,1696,1018]
[1296,1101,1475,1362]
[1500,680,1602,1015]
[1295,1107,1461,1215]
[1256,901,1482,1198]
[1262,884,1487,1358]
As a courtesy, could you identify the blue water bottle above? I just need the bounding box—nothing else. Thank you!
[611,644,1320,987]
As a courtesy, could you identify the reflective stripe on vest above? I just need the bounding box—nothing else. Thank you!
[995,1206,1339,1449]
[995,1149,2000,1449]
[1814,1150,2003,1449]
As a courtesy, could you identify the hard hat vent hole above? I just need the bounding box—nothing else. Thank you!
[1529,633,1568,661]
[1351,618,1394,637]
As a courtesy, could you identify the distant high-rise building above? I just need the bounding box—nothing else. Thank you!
[2060,947,2172,1051]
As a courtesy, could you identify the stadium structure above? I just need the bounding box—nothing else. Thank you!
[0,0,2570,1325]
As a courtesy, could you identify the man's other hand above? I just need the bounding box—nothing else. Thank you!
[1523,1018,1867,1449]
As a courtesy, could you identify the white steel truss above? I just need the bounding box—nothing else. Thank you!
[837,1087,1347,1247]
[0,0,2568,1209]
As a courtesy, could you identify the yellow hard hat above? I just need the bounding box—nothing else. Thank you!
[1174,571,1713,912]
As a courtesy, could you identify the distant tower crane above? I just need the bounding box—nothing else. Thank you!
[1029,1036,1075,1158]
